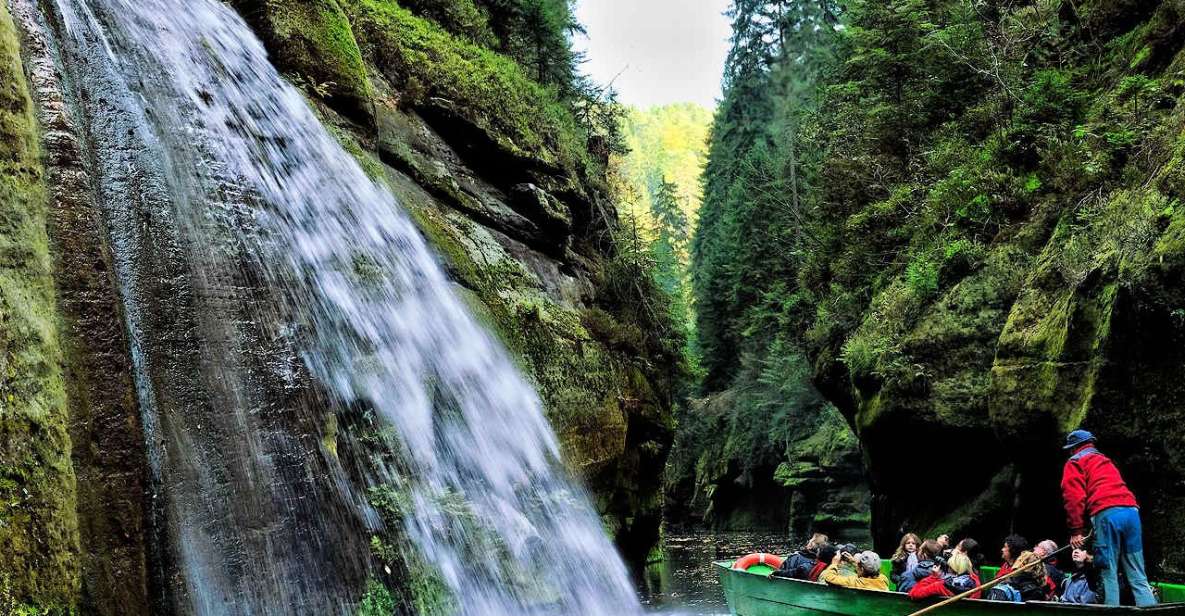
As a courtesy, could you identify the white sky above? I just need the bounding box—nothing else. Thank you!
[574,0,732,109]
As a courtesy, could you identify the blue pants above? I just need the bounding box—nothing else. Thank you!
[1093,506,1157,606]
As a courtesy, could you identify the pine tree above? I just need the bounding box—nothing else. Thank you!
[692,0,839,389]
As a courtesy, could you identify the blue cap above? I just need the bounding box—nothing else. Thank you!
[1064,429,1096,450]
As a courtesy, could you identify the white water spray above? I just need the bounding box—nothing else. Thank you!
[39,0,644,613]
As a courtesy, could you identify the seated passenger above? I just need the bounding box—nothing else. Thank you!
[890,533,921,588]
[772,533,829,580]
[1034,539,1065,597]
[996,534,1029,578]
[1008,551,1055,601]
[897,539,942,593]
[936,534,952,552]
[810,544,838,582]
[953,538,984,571]
[821,550,890,591]
[1059,548,1100,604]
[907,553,982,601]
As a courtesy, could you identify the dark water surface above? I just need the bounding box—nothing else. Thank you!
[639,531,790,615]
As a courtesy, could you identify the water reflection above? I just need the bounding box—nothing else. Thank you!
[639,531,791,615]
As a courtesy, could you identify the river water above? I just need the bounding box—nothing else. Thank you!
[641,532,790,615]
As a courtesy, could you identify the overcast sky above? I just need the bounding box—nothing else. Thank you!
[574,0,732,109]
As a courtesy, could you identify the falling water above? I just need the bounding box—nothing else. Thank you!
[32,0,643,613]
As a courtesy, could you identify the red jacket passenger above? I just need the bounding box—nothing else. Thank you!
[907,572,982,601]
[1061,445,1139,534]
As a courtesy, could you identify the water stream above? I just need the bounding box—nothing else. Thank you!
[31,0,642,613]
[641,531,791,616]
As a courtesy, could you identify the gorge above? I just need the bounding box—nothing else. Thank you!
[1,0,677,613]
[6,0,1185,614]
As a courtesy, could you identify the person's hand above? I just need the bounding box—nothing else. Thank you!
[1070,534,1087,549]
[832,553,844,567]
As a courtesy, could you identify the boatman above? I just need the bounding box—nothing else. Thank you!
[1060,429,1157,606]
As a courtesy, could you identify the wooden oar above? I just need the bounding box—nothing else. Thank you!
[905,533,1089,616]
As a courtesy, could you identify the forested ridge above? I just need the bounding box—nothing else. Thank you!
[691,0,1185,577]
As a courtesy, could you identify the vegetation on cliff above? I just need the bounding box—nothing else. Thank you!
[695,0,1185,577]
[233,0,688,606]
[670,0,870,541]
[0,2,79,610]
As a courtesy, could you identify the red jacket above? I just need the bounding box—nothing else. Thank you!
[908,572,982,601]
[995,562,1013,579]
[1061,445,1139,534]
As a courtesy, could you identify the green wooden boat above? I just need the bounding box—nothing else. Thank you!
[716,561,1185,616]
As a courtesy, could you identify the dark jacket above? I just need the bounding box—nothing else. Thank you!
[898,559,937,593]
[891,553,917,587]
[773,550,819,580]
[1061,446,1139,534]
[1044,561,1066,597]
[1011,569,1053,602]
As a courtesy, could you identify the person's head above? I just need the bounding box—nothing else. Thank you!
[1072,548,1092,566]
[936,534,951,549]
[806,533,829,551]
[1034,539,1058,559]
[1002,535,1029,563]
[955,538,979,557]
[947,552,973,576]
[856,551,882,578]
[1063,429,1096,453]
[895,533,921,558]
[817,543,838,564]
[1013,550,1041,571]
[919,539,943,560]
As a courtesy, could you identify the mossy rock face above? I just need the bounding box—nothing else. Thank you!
[329,95,675,566]
[231,0,374,123]
[808,4,1185,575]
[0,2,80,608]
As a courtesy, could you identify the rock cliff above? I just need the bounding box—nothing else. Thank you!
[0,0,677,611]
[796,0,1185,578]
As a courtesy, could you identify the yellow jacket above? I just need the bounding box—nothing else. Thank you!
[820,565,890,591]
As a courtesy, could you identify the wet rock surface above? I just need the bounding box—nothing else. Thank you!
[0,0,675,612]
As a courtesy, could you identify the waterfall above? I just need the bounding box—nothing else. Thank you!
[32,0,643,613]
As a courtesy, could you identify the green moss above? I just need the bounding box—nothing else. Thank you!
[231,0,373,120]
[341,0,586,173]
[0,2,80,607]
[355,579,396,616]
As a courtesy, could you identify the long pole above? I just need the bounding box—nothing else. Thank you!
[905,534,1088,616]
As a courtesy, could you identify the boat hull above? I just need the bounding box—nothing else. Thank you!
[716,563,1185,616]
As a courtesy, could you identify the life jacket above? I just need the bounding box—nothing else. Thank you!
[808,560,828,582]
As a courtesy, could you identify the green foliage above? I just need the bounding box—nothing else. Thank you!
[0,3,79,607]
[619,103,714,224]
[342,0,588,171]
[230,0,373,118]
[356,579,397,616]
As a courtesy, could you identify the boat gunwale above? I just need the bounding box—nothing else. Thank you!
[713,561,1185,612]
